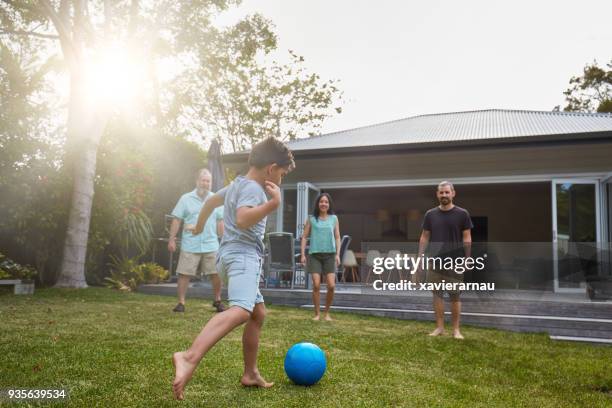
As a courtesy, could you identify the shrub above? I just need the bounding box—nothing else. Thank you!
[0,252,38,281]
[136,262,169,284]
[104,256,168,291]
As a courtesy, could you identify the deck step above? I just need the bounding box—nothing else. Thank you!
[550,335,612,344]
[138,283,612,341]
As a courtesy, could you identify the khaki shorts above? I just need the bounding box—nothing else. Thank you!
[426,268,464,298]
[176,251,218,277]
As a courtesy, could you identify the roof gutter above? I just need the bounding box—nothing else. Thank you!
[222,131,612,164]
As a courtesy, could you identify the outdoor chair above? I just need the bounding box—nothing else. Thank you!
[336,235,352,280]
[265,232,295,288]
[385,250,403,283]
[364,249,381,283]
[342,250,360,283]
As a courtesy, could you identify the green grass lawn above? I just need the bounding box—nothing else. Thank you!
[1,287,611,407]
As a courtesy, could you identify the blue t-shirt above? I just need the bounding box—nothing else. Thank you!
[171,190,224,253]
[217,176,268,256]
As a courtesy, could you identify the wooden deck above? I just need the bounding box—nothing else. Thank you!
[138,282,612,343]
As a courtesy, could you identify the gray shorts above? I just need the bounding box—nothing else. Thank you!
[216,250,264,313]
[307,253,336,274]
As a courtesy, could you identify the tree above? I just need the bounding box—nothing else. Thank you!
[1,1,342,287]
[564,59,612,113]
[169,31,344,151]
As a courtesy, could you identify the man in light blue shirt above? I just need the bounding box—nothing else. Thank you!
[168,169,225,312]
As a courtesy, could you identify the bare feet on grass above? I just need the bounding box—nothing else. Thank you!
[172,351,197,400]
[428,327,445,337]
[324,314,333,321]
[240,371,274,388]
[452,330,464,340]
[312,315,320,321]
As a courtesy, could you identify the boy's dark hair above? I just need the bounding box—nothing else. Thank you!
[248,137,295,170]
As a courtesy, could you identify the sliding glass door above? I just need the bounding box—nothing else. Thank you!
[552,179,601,292]
[296,182,321,239]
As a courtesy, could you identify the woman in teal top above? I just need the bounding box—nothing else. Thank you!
[300,193,341,321]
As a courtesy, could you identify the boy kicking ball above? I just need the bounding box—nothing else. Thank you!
[172,137,295,400]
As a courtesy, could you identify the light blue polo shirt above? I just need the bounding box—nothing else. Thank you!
[171,190,223,253]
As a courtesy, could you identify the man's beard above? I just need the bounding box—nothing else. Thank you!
[439,198,451,205]
[197,187,210,195]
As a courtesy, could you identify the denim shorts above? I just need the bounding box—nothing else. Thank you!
[216,249,264,313]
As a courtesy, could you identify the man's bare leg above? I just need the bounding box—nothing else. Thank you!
[240,303,274,388]
[451,297,463,339]
[172,306,250,400]
[323,272,335,321]
[311,273,321,320]
[210,273,222,303]
[429,293,445,336]
[177,273,191,305]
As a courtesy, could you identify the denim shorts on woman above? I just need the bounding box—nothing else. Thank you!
[216,249,264,313]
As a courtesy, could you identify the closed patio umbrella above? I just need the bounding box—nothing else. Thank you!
[207,138,225,192]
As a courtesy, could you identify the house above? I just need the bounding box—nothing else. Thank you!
[140,109,612,341]
[224,109,612,296]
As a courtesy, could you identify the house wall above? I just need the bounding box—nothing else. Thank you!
[281,141,612,184]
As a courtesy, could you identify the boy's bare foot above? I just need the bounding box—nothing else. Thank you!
[452,330,464,340]
[312,315,320,321]
[324,314,333,321]
[240,372,274,388]
[428,328,445,337]
[172,351,197,400]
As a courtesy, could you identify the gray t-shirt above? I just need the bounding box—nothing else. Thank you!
[217,176,268,256]
[422,206,473,257]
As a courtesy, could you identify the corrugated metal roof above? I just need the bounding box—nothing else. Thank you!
[285,109,612,151]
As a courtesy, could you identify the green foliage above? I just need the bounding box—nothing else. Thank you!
[85,127,155,282]
[105,256,168,291]
[119,211,154,258]
[564,59,612,113]
[105,256,141,291]
[1,0,343,287]
[173,36,344,151]
[141,133,208,243]
[0,36,68,285]
[0,252,38,281]
[137,262,170,284]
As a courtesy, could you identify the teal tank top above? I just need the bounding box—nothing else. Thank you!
[308,215,337,254]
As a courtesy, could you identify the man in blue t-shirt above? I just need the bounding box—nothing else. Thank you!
[169,169,225,313]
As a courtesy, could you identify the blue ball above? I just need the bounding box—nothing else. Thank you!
[284,342,327,386]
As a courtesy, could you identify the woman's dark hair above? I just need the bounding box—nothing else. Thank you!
[313,193,335,220]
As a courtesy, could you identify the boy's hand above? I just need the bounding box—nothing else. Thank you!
[265,181,281,207]
[300,254,307,265]
[185,224,203,235]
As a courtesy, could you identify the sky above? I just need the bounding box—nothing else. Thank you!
[216,0,612,134]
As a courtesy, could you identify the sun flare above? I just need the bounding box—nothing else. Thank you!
[80,44,146,108]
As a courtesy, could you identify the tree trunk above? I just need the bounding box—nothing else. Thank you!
[54,142,98,287]
[54,74,107,288]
